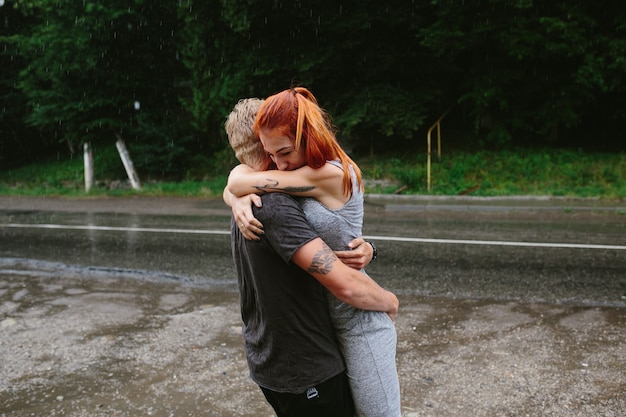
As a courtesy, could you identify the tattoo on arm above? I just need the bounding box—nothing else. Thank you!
[254,179,315,194]
[307,243,337,275]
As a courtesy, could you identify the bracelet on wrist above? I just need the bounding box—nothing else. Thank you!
[366,240,378,261]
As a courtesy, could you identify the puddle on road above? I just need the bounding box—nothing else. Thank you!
[0,258,266,417]
[1,259,625,416]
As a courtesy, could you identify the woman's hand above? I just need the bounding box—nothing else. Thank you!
[334,237,374,270]
[232,194,264,241]
[224,186,264,241]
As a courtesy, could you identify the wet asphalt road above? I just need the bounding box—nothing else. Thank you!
[0,195,624,305]
[0,195,625,417]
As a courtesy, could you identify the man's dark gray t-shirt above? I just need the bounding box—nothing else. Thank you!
[231,193,345,393]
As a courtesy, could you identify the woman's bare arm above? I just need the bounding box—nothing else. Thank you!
[227,163,346,208]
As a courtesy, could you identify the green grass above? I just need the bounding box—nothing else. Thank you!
[1,148,625,199]
[358,148,626,199]
[0,151,228,197]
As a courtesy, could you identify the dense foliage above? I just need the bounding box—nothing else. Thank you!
[1,0,624,176]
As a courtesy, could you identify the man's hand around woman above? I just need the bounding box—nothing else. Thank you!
[230,195,376,270]
[335,237,374,270]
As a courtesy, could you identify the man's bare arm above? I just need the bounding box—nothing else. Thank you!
[292,238,398,321]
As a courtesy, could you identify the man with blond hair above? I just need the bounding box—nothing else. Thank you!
[225,98,267,172]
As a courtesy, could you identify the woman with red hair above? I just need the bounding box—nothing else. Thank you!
[227,87,402,417]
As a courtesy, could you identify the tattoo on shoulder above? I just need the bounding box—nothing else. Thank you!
[254,179,315,194]
[307,243,337,275]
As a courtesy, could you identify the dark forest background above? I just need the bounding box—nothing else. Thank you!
[1,0,624,179]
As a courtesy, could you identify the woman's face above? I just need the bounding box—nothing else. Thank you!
[259,128,306,171]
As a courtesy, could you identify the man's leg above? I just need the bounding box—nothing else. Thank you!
[260,372,354,417]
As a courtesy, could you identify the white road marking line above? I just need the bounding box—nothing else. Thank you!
[3,223,625,250]
[363,235,626,250]
[2,223,230,235]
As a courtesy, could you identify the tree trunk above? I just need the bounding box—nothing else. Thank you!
[83,142,94,192]
[115,134,141,191]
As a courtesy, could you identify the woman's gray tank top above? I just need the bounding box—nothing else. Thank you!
[298,160,363,251]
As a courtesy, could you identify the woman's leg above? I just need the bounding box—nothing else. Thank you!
[334,307,402,417]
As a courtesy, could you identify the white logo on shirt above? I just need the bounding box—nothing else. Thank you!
[306,387,319,400]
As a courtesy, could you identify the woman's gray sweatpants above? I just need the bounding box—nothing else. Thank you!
[327,294,402,417]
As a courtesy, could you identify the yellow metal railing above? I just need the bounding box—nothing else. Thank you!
[426,105,453,191]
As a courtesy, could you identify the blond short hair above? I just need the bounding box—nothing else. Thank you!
[225,98,266,170]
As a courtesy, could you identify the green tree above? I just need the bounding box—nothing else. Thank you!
[2,0,625,177]
[177,0,247,155]
[8,0,189,176]
[184,0,438,154]
[0,1,41,168]
[420,0,626,148]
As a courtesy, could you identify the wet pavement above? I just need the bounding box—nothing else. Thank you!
[0,195,625,416]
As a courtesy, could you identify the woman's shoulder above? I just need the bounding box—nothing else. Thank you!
[326,159,343,170]
[302,161,344,179]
